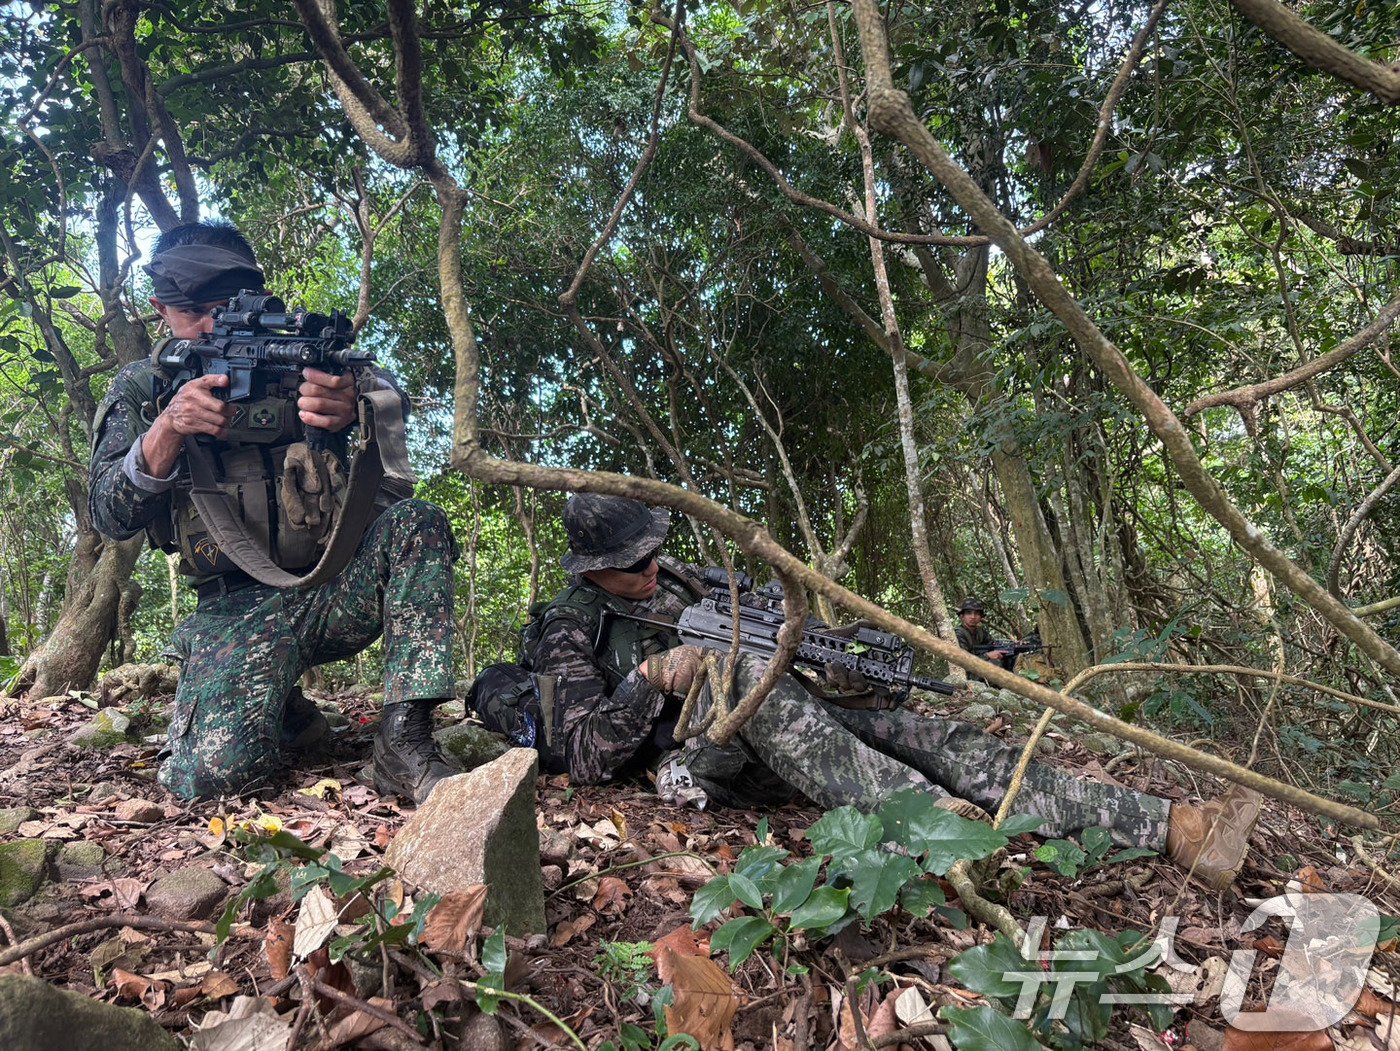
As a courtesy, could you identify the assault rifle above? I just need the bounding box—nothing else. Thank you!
[618,568,957,699]
[968,637,1044,659]
[156,290,372,445]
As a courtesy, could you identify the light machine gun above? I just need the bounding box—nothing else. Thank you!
[156,290,372,448]
[618,568,957,700]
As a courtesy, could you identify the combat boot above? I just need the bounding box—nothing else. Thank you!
[373,700,457,805]
[1166,783,1262,892]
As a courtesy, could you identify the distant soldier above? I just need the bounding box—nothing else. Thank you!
[89,221,457,803]
[495,493,1261,891]
[955,596,1017,676]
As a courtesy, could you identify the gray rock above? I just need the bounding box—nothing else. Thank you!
[961,702,997,722]
[57,840,108,881]
[145,867,228,920]
[1080,732,1122,756]
[0,840,51,906]
[0,806,37,835]
[0,973,180,1051]
[87,782,121,804]
[435,722,510,773]
[68,710,132,749]
[386,749,545,934]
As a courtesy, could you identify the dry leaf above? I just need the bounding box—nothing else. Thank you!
[652,925,709,960]
[420,978,467,1011]
[1128,1024,1173,1050]
[550,912,597,948]
[201,971,241,1000]
[1293,865,1327,893]
[318,996,392,1048]
[292,884,339,960]
[610,809,629,840]
[297,778,342,800]
[111,967,168,1010]
[327,823,367,862]
[1222,1020,1333,1051]
[865,993,900,1041]
[592,876,633,915]
[1352,988,1395,1019]
[895,986,935,1027]
[190,995,292,1051]
[265,917,293,981]
[655,946,740,1049]
[80,877,145,909]
[419,885,489,953]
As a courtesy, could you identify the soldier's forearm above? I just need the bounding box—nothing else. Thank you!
[141,415,186,479]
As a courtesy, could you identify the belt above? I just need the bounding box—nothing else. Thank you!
[195,571,261,603]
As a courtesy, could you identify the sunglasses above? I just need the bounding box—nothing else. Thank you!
[616,549,660,574]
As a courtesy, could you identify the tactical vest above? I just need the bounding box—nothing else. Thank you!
[519,563,699,688]
[141,344,415,580]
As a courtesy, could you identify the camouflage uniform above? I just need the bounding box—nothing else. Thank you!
[531,559,1170,849]
[89,358,457,799]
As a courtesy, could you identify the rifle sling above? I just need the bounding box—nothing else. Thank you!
[184,387,401,589]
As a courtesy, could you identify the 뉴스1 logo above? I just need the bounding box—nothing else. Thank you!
[1004,893,1381,1031]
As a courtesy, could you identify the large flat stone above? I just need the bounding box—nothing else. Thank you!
[146,867,228,920]
[385,749,545,935]
[0,973,180,1051]
[0,807,37,835]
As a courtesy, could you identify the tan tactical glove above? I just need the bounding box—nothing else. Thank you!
[281,442,346,535]
[643,645,706,696]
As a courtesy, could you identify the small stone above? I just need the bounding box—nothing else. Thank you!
[538,827,572,866]
[385,749,545,934]
[56,840,108,881]
[1079,732,1121,756]
[541,865,564,891]
[0,973,180,1051]
[145,867,228,920]
[1035,736,1059,756]
[68,710,132,749]
[113,798,164,824]
[323,710,351,730]
[87,782,121,804]
[435,722,511,773]
[0,807,37,835]
[961,703,996,722]
[0,840,52,907]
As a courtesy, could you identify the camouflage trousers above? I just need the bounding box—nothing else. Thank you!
[159,499,458,800]
[682,657,1170,850]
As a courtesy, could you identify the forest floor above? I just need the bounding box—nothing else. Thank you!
[0,685,1397,1050]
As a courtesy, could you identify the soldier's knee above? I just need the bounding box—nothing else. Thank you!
[159,734,283,800]
[382,499,457,556]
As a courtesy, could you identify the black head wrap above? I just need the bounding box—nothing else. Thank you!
[144,245,264,308]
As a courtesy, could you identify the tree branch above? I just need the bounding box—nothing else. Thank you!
[1228,0,1400,105]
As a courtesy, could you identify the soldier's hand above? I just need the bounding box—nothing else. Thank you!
[161,373,234,438]
[298,367,357,431]
[643,645,706,696]
[823,661,870,694]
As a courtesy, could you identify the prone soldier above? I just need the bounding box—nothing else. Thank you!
[494,493,1262,892]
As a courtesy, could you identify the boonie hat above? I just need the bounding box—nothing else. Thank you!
[560,493,670,573]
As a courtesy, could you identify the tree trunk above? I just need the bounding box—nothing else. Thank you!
[18,522,143,698]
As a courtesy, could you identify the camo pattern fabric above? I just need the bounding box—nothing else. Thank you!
[89,361,175,542]
[158,499,458,799]
[538,562,1170,848]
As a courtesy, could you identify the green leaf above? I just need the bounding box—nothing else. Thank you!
[876,789,934,849]
[690,875,736,926]
[734,845,789,887]
[947,933,1030,1001]
[1034,840,1086,878]
[728,873,764,911]
[477,929,507,1013]
[710,916,775,968]
[770,856,822,915]
[996,814,1045,837]
[788,886,850,931]
[49,285,82,299]
[897,877,946,917]
[806,807,882,860]
[905,808,1009,874]
[940,1005,1042,1050]
[1105,847,1157,866]
[1081,827,1110,865]
[846,850,922,922]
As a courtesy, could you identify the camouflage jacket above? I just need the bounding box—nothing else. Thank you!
[528,557,711,784]
[89,360,178,544]
[954,621,995,653]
